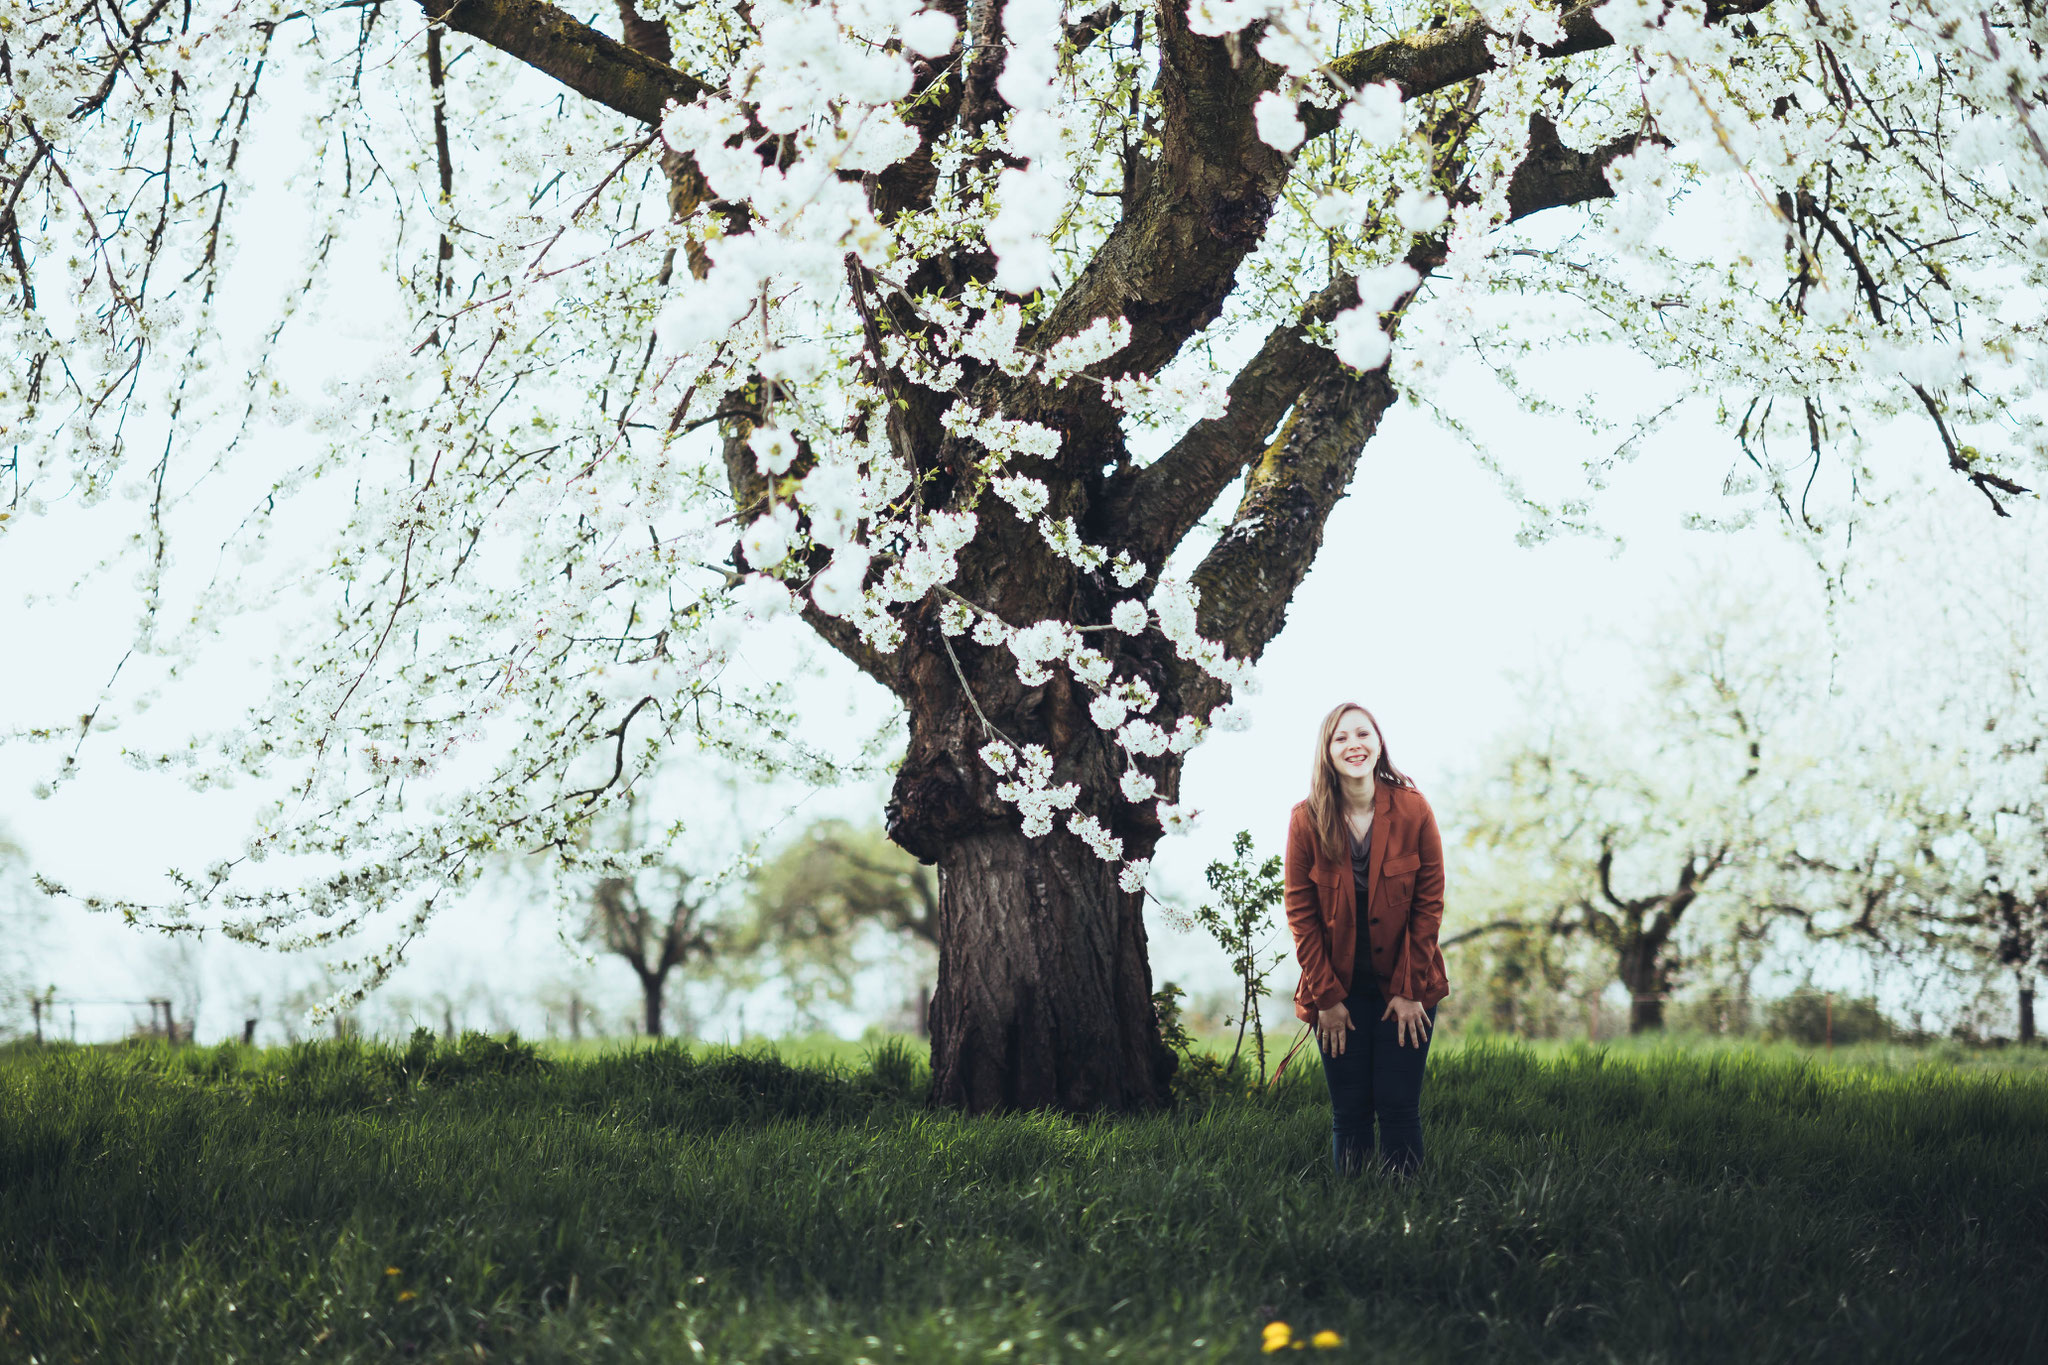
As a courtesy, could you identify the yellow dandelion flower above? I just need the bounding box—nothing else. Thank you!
[384,1267,401,1276]
[1261,1322,1293,1353]
[397,1290,417,1302]
[1312,1330,1342,1349]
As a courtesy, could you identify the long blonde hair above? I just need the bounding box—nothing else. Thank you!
[1306,702,1415,862]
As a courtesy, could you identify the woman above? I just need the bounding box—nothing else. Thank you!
[1284,702,1449,1177]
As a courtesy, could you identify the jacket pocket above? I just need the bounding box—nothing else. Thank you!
[1382,850,1421,907]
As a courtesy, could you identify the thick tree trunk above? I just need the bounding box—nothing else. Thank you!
[1616,939,1671,1034]
[927,825,1172,1112]
[638,970,667,1038]
[2020,975,2036,1046]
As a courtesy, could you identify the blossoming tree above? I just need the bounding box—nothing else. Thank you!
[3,0,2042,1108]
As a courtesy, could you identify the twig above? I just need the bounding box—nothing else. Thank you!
[937,628,1012,745]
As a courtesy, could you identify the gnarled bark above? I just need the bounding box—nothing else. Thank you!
[928,825,1171,1111]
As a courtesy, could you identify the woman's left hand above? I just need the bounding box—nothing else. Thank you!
[1382,995,1432,1048]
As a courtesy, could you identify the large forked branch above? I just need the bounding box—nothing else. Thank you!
[1024,0,1778,463]
[1020,4,1289,388]
[1184,340,1398,697]
[1127,119,1643,589]
[420,0,709,123]
[1305,0,1779,140]
[1110,274,1357,570]
[1182,129,1654,681]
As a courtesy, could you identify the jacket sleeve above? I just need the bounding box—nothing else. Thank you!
[1389,797,1446,1002]
[1284,808,1346,1012]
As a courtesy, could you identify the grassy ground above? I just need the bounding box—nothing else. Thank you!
[2,1034,2043,1364]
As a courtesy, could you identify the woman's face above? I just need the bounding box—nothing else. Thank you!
[1328,710,1381,781]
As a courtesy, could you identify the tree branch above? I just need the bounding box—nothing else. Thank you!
[1180,321,1400,692]
[420,0,709,126]
[1595,843,1631,914]
[1175,128,1646,677]
[1440,918,1532,950]
[1303,0,1779,142]
[1110,274,1355,567]
[1020,3,1289,384]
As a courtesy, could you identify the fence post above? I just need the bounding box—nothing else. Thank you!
[32,996,43,1045]
[242,1018,258,1046]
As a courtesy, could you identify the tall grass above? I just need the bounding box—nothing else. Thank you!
[2,1034,2042,1363]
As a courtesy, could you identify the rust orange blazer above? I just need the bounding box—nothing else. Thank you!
[1285,784,1450,1020]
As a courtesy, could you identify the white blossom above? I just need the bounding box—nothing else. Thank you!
[797,462,863,548]
[741,506,799,569]
[901,8,960,58]
[1067,812,1124,862]
[751,425,799,476]
[1167,715,1207,753]
[1342,81,1404,144]
[971,612,1013,648]
[1332,308,1392,372]
[810,547,872,617]
[1067,645,1114,688]
[1253,91,1307,152]
[1042,315,1132,382]
[732,573,795,618]
[991,474,1050,518]
[1118,718,1169,756]
[1393,189,1449,233]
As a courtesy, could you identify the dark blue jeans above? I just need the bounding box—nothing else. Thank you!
[1319,985,1437,1177]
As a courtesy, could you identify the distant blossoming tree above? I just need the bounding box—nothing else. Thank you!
[1783,538,2048,1044]
[1456,589,1815,1033]
[4,0,2043,1107]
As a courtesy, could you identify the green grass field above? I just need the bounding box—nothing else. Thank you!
[3,1034,2043,1363]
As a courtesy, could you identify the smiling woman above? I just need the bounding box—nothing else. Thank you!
[1286,701,1448,1177]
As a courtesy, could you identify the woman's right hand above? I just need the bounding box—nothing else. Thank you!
[1317,1002,1354,1056]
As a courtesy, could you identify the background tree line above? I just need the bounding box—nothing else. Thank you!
[1444,540,2046,1045]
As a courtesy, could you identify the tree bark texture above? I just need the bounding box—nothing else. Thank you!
[1616,937,1673,1034]
[929,827,1171,1111]
[638,968,668,1038]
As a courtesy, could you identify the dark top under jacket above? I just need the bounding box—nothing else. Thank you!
[1349,825,1376,989]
